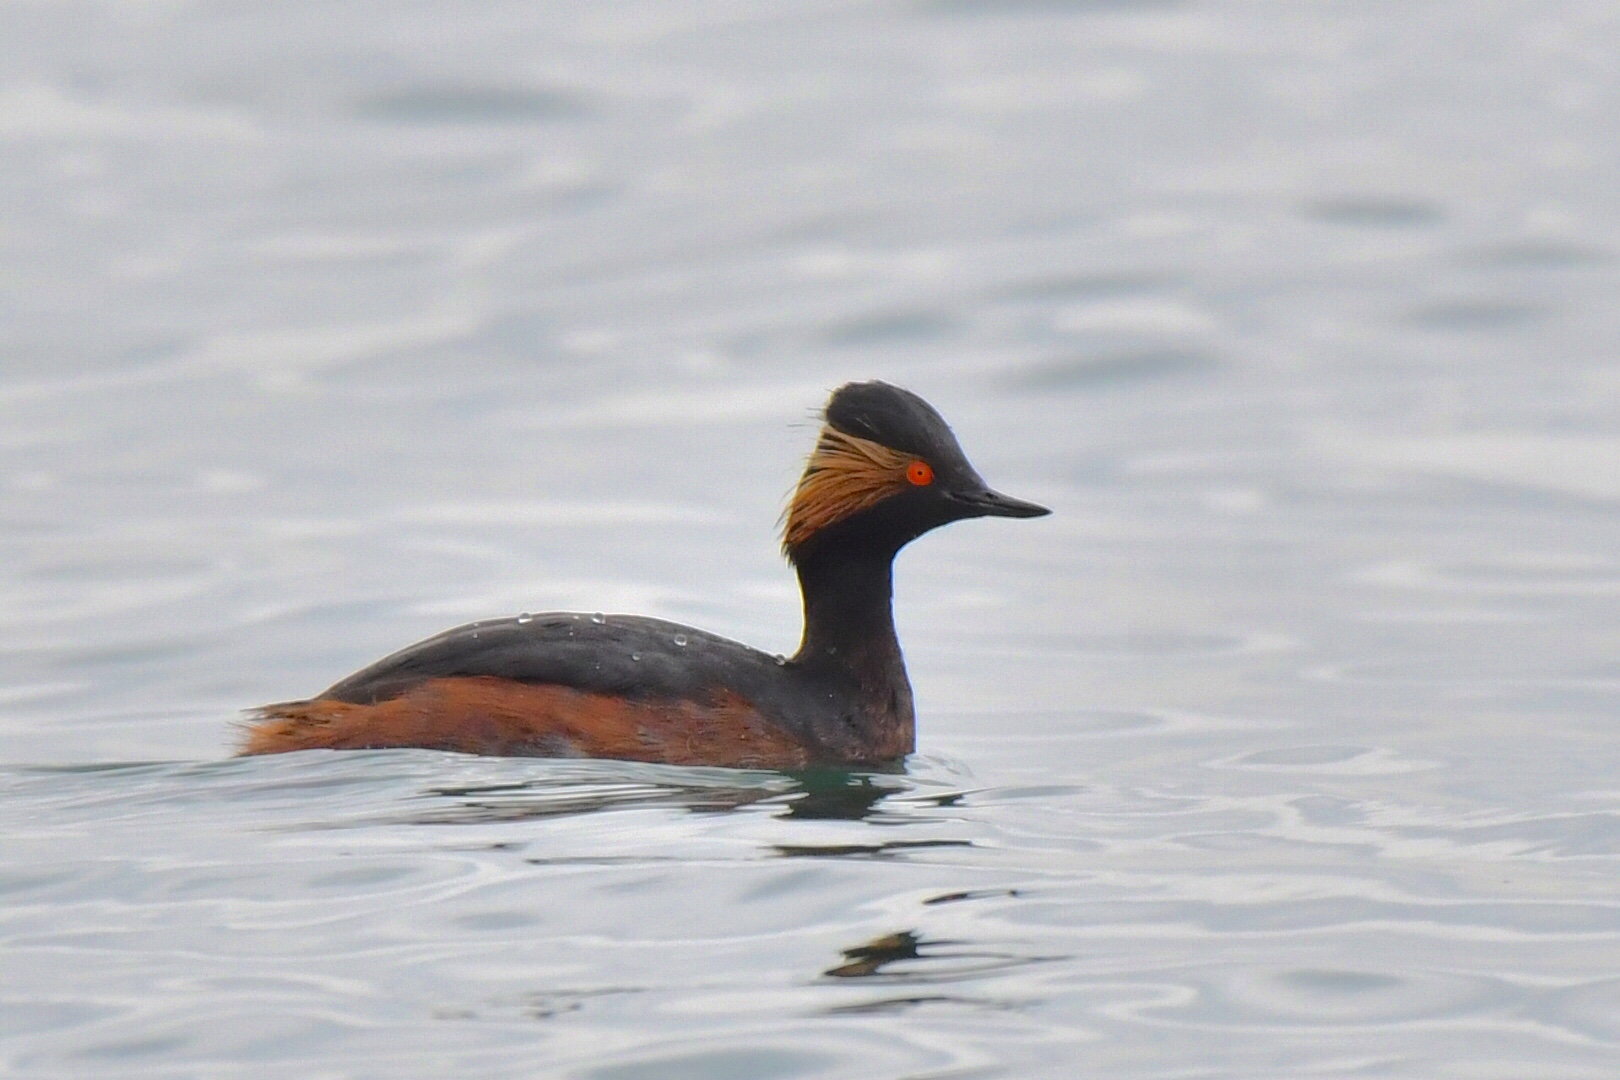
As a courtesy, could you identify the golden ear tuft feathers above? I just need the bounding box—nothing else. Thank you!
[781,425,919,553]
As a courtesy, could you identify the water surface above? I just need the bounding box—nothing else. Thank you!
[3,1,1619,1076]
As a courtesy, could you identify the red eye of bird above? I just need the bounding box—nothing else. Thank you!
[906,460,934,486]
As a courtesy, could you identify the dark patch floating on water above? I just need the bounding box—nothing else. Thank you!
[1304,197,1445,228]
[1406,299,1544,330]
[825,930,923,978]
[358,85,593,124]
[1010,348,1212,390]
[823,929,1060,982]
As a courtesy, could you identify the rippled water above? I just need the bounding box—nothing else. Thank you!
[4,2,1619,1076]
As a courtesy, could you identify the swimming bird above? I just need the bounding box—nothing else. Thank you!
[240,381,1049,768]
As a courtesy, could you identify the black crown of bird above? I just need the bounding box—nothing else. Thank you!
[241,381,1049,769]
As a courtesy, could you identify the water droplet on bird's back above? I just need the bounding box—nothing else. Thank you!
[590,612,606,624]
[672,633,688,647]
[630,652,641,662]
[516,612,533,624]
[774,654,787,666]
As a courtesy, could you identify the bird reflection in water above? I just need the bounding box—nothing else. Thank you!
[387,766,911,827]
[775,769,896,820]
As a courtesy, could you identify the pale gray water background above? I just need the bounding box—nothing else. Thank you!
[3,1,1619,1076]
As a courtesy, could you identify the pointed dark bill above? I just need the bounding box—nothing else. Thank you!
[946,487,1051,518]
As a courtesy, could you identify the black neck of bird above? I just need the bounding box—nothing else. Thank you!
[786,522,918,764]
[792,543,904,682]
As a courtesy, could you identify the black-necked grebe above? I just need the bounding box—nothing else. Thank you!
[240,381,1049,768]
